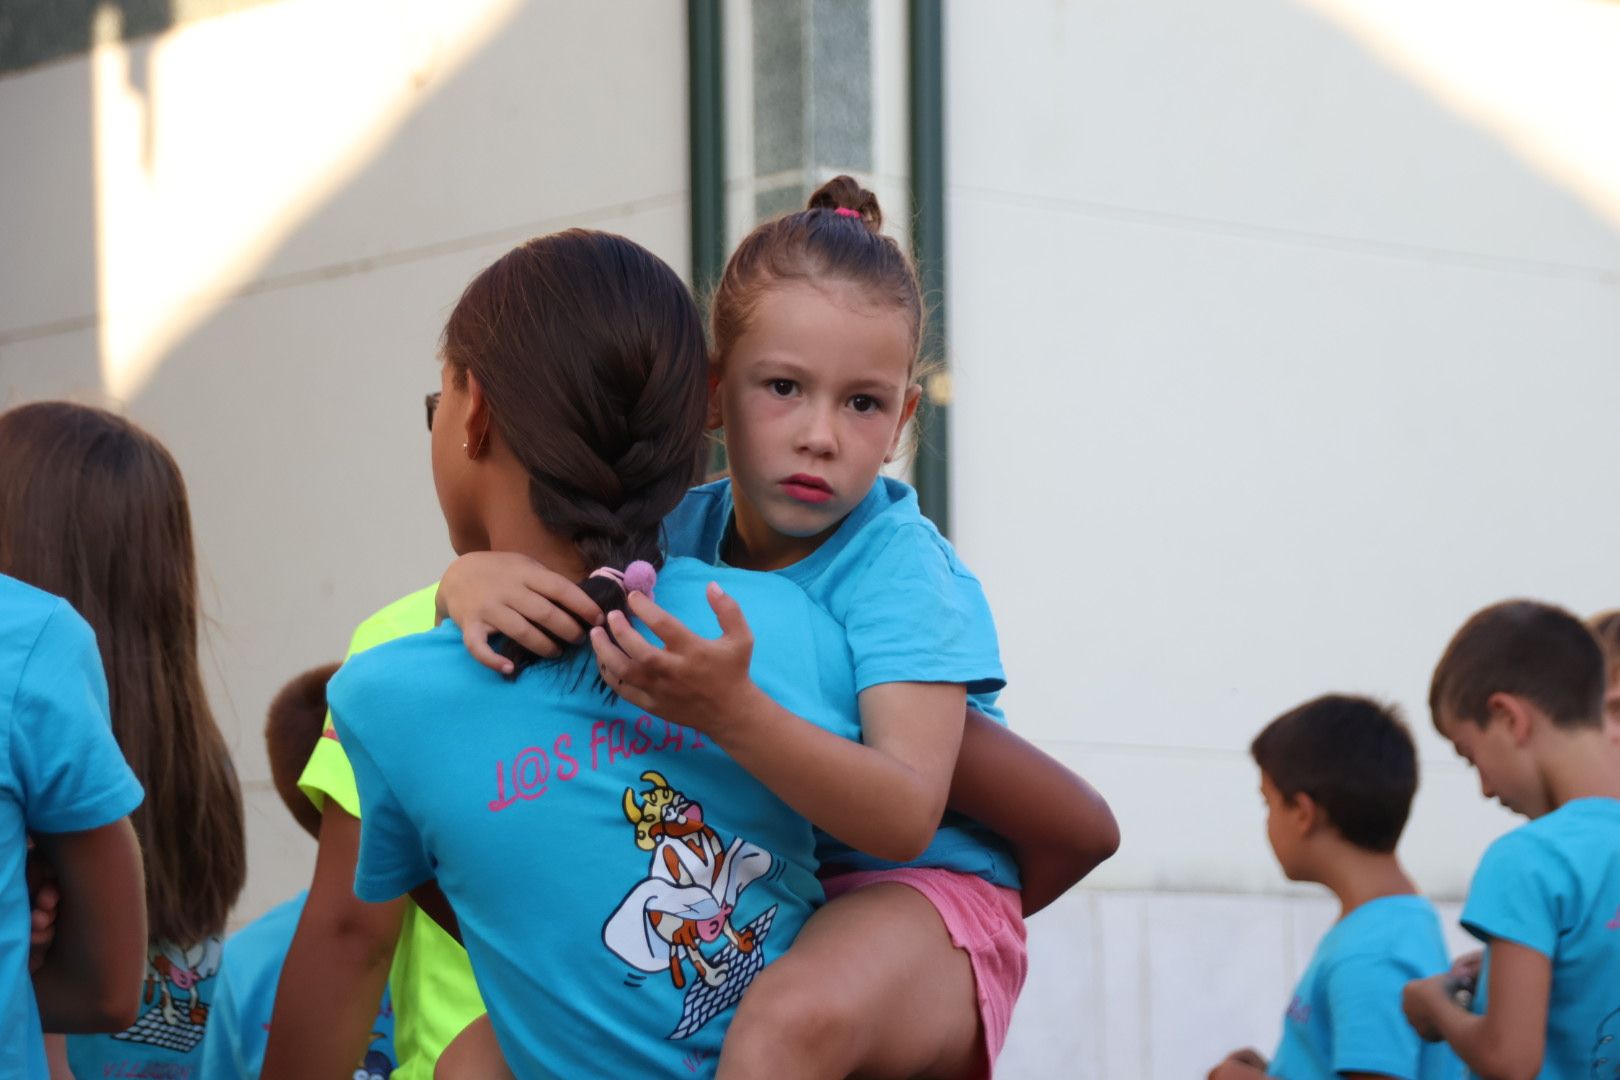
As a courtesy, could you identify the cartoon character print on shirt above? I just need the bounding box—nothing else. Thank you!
[112,937,224,1054]
[354,1046,395,1080]
[1595,1005,1620,1079]
[602,771,780,1040]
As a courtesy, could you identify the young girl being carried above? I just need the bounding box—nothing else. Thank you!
[0,403,246,1079]
[440,178,1118,1078]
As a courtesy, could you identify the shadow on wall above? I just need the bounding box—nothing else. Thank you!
[1,0,691,917]
[0,1,279,76]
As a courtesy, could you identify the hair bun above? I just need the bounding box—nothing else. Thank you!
[807,175,883,231]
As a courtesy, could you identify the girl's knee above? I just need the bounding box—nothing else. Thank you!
[729,961,863,1055]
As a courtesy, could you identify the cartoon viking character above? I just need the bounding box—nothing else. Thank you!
[145,938,222,1027]
[603,771,771,990]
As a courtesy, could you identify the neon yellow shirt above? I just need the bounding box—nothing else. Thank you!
[297,584,484,1080]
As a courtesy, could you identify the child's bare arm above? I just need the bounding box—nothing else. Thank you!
[263,805,405,1079]
[1206,1048,1267,1080]
[438,552,604,673]
[31,819,147,1032]
[947,711,1118,916]
[594,587,963,863]
[1402,940,1549,1080]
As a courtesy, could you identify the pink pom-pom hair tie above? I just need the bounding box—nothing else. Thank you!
[590,560,657,599]
[834,207,861,218]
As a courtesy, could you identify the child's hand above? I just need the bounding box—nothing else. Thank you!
[590,584,757,734]
[1402,974,1450,1040]
[1450,949,1483,983]
[441,552,604,674]
[1207,1048,1268,1079]
[25,838,60,972]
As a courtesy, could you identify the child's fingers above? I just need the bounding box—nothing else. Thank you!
[530,569,605,627]
[462,621,518,674]
[483,606,567,660]
[625,591,698,649]
[605,610,663,667]
[591,628,636,686]
[706,583,753,645]
[504,589,589,645]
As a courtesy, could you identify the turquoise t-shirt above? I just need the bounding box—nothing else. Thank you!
[1268,895,1462,1080]
[0,575,144,1079]
[1461,797,1620,1080]
[68,937,224,1078]
[662,477,1019,887]
[199,891,397,1079]
[332,558,860,1079]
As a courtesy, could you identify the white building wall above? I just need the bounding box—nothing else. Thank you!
[0,0,690,924]
[948,1,1620,1075]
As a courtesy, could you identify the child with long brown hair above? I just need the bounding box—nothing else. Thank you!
[0,401,247,1079]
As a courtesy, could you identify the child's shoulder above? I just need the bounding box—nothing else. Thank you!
[328,623,473,720]
[839,478,973,573]
[1484,798,1620,873]
[1308,896,1449,989]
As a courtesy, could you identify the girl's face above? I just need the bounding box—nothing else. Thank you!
[430,362,486,555]
[713,280,920,569]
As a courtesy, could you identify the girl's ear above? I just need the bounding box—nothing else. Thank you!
[705,372,726,432]
[884,384,924,463]
[464,371,492,458]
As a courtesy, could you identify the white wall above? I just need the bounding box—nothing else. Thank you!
[947,0,1620,1073]
[0,0,691,924]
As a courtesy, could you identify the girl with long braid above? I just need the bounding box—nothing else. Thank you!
[329,229,865,1077]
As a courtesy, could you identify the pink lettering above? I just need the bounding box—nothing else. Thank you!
[553,733,578,781]
[605,719,631,764]
[657,719,684,753]
[590,720,610,770]
[1607,905,1620,930]
[630,714,655,754]
[487,747,550,812]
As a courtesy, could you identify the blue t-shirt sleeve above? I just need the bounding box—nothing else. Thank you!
[1460,829,1566,958]
[329,670,434,902]
[843,525,1005,695]
[1324,953,1427,1079]
[12,602,143,833]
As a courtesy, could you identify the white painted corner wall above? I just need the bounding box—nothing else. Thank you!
[951,1,1620,1072]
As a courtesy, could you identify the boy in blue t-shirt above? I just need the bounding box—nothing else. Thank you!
[200,663,396,1078]
[1210,695,1462,1080]
[0,574,147,1077]
[1403,600,1620,1080]
[333,560,860,1079]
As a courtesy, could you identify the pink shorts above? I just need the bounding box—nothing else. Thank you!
[822,867,1028,1078]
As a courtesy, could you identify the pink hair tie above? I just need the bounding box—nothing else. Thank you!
[834,207,861,218]
[591,560,657,598]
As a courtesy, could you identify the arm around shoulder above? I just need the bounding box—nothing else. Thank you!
[948,710,1118,916]
[31,818,147,1032]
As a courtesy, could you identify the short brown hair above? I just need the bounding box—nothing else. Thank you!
[1588,610,1620,685]
[1251,694,1417,853]
[266,663,340,839]
[1429,599,1605,730]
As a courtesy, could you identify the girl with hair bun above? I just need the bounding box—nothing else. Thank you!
[441,180,1118,1078]
[326,229,868,1077]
